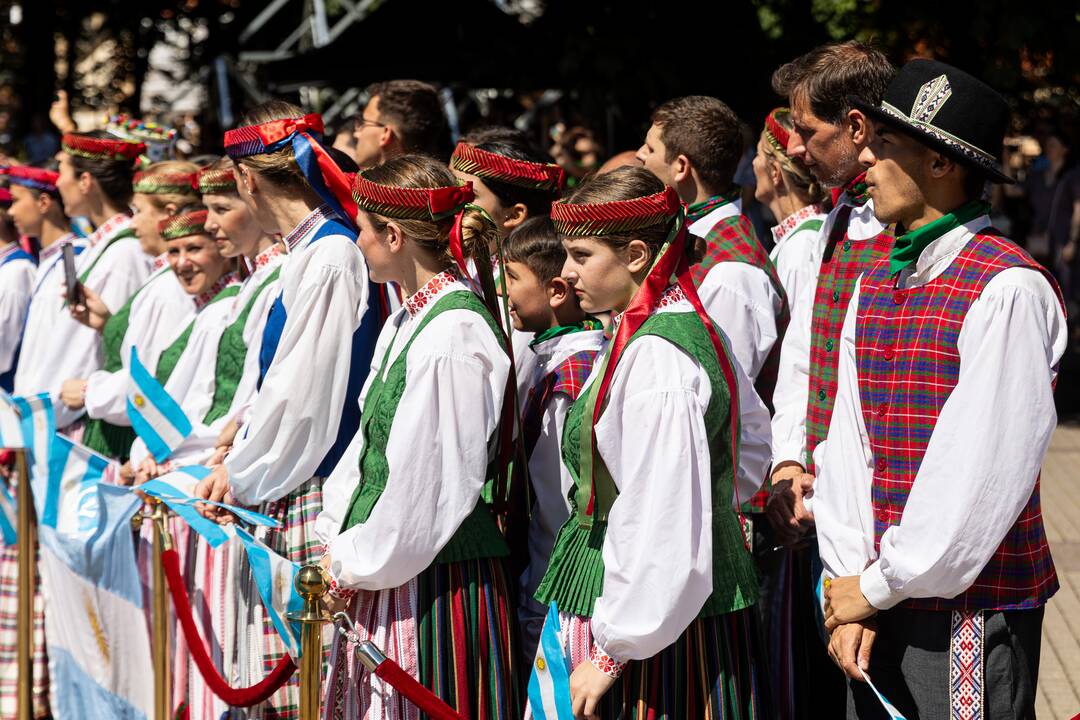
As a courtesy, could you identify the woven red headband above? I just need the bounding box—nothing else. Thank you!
[5,166,60,193]
[450,142,565,193]
[223,114,325,158]
[351,175,475,221]
[197,167,237,195]
[159,210,209,240]
[133,171,198,195]
[62,133,145,163]
[763,108,793,156]
[0,188,11,205]
[551,185,681,236]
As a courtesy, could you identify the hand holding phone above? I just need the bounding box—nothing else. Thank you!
[61,242,84,306]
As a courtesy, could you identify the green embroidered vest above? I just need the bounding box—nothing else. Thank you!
[340,290,509,564]
[154,284,241,385]
[534,311,759,619]
[203,269,281,425]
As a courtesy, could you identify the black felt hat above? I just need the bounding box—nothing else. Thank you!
[853,58,1013,184]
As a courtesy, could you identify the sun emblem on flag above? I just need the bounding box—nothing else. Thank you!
[133,394,146,408]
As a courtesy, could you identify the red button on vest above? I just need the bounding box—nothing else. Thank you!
[877,402,888,417]
[875,456,887,472]
[893,290,907,305]
[883,347,894,360]
[877,509,890,523]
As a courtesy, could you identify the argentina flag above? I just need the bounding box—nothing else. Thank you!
[0,391,23,448]
[527,603,575,720]
[126,347,192,462]
[233,526,304,658]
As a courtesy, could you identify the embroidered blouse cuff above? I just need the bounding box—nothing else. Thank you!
[589,642,627,678]
[860,560,902,611]
[319,554,356,601]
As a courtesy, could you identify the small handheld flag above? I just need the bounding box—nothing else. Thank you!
[0,391,23,448]
[527,602,575,719]
[126,347,192,462]
[859,668,908,720]
[233,526,304,658]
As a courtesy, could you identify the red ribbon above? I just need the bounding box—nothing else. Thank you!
[161,549,297,706]
[251,114,325,146]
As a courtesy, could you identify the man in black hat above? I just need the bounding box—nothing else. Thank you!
[814,58,1066,719]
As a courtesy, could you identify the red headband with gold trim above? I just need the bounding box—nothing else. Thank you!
[550,185,680,236]
[159,210,209,240]
[763,107,793,156]
[450,142,565,194]
[197,167,237,195]
[133,170,198,195]
[62,133,145,163]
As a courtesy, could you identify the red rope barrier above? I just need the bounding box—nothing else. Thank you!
[373,659,465,720]
[161,548,296,706]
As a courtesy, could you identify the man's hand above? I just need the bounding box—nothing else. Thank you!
[828,619,877,680]
[792,472,815,525]
[824,575,877,630]
[67,284,111,331]
[569,659,617,719]
[766,462,814,545]
[59,378,86,409]
[49,90,77,134]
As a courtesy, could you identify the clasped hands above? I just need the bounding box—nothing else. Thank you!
[823,574,878,681]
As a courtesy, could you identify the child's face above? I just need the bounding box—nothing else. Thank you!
[503,260,552,332]
[561,236,636,315]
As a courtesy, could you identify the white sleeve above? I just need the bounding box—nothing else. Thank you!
[326,310,509,591]
[812,281,877,579]
[770,264,816,469]
[860,268,1066,609]
[82,368,131,425]
[695,262,779,380]
[0,263,33,374]
[88,240,151,315]
[226,243,370,504]
[732,348,771,507]
[589,336,714,661]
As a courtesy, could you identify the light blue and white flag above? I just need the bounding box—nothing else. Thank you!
[38,481,153,719]
[0,390,23,448]
[126,347,191,463]
[527,602,574,720]
[12,393,56,489]
[859,668,908,720]
[40,435,110,534]
[138,466,279,549]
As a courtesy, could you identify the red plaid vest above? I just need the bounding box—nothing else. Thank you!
[804,205,894,472]
[521,349,599,460]
[855,231,1060,611]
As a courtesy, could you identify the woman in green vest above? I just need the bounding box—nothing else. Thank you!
[531,166,770,719]
[59,160,200,464]
[315,154,522,718]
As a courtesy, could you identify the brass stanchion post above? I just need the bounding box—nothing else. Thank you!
[289,565,330,720]
[14,449,35,720]
[151,501,173,720]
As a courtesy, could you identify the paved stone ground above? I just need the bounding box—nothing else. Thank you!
[1037,422,1080,718]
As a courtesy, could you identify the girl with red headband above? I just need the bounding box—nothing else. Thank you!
[529,166,771,718]
[315,154,522,718]
[193,100,383,717]
[37,131,151,435]
[59,161,201,463]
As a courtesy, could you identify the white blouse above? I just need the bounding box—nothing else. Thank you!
[768,203,828,312]
[317,275,510,591]
[0,245,37,378]
[812,217,1066,609]
[225,207,372,504]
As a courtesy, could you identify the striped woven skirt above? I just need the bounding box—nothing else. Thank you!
[324,556,522,720]
[526,606,771,720]
[0,541,50,719]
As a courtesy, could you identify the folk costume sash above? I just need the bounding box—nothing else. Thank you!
[550,187,744,528]
[224,113,358,229]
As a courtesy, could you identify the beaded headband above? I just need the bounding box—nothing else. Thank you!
[450,142,565,193]
[133,170,198,195]
[223,113,357,228]
[106,114,178,144]
[62,133,145,163]
[551,185,680,236]
[197,167,238,195]
[5,166,60,193]
[159,210,209,240]
[763,108,793,156]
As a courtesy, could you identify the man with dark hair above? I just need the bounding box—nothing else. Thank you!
[762,40,896,720]
[352,79,450,168]
[637,94,780,515]
[818,59,1063,720]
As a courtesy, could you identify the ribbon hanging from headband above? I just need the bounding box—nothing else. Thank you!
[224,114,359,229]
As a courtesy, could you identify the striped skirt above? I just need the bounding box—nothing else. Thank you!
[324,557,522,720]
[0,541,50,719]
[527,606,771,720]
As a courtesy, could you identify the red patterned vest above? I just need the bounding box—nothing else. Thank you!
[804,187,894,472]
[855,231,1060,611]
[521,347,599,460]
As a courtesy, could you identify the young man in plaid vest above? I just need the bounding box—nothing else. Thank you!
[817,59,1065,720]
[636,95,778,520]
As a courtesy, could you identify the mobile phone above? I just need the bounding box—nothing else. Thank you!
[61,243,82,306]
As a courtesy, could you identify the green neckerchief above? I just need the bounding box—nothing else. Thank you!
[528,318,603,348]
[686,188,741,223]
[889,200,989,275]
